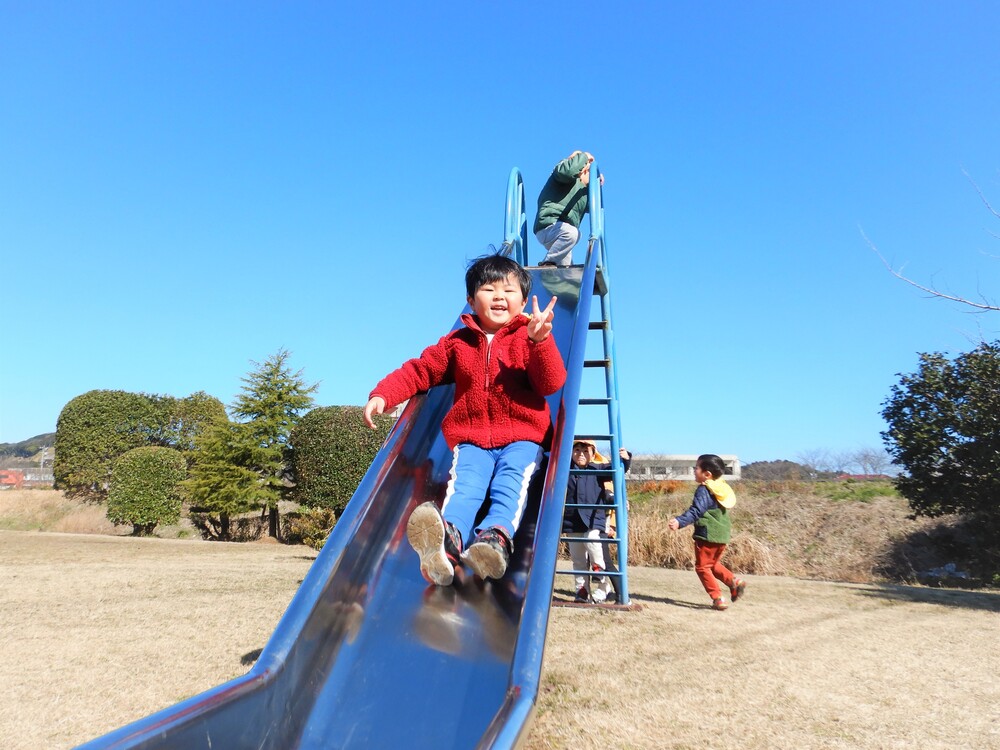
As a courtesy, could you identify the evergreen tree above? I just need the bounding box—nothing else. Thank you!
[881,341,1000,522]
[183,420,261,540]
[186,350,317,539]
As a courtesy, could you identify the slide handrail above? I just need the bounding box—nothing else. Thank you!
[503,167,528,266]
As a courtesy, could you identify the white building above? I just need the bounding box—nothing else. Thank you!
[627,454,741,481]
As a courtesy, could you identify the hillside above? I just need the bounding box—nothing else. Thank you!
[0,432,55,459]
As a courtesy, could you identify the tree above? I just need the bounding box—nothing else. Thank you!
[54,390,174,500]
[881,341,1000,524]
[290,405,393,515]
[867,170,999,313]
[168,391,227,455]
[183,419,261,540]
[852,447,891,476]
[185,350,317,540]
[741,460,810,481]
[107,446,187,535]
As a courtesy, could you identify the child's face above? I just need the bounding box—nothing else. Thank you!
[468,273,526,333]
[572,443,594,467]
[694,464,712,483]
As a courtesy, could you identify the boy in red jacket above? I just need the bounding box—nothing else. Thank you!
[364,254,567,586]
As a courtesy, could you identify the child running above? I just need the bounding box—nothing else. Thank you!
[668,454,747,610]
[364,253,567,585]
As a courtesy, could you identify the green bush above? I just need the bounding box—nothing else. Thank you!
[54,390,175,501]
[283,507,337,550]
[107,446,187,535]
[290,405,392,514]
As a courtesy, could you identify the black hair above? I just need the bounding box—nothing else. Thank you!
[465,253,531,299]
[696,454,726,479]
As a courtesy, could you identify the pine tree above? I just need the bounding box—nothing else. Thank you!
[185,350,317,540]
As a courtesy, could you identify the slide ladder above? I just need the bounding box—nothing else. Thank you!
[512,166,631,606]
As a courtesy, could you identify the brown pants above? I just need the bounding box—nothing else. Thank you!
[694,539,735,601]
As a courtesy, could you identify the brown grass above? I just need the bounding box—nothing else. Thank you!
[625,481,962,584]
[2,531,998,750]
[0,488,120,535]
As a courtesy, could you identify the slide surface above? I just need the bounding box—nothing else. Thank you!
[77,264,594,750]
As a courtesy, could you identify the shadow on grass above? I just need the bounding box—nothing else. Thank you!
[854,583,1000,613]
[626,591,712,610]
[552,581,711,610]
[241,648,263,666]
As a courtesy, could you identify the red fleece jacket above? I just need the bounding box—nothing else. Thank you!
[370,313,567,450]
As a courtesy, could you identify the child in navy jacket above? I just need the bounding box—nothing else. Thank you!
[668,454,746,610]
[563,439,631,602]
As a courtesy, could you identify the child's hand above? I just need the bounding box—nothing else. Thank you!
[667,518,680,531]
[363,396,386,429]
[528,295,557,343]
[619,447,630,460]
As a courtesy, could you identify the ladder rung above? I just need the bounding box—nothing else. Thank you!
[575,433,613,442]
[556,567,622,575]
[584,359,610,368]
[578,397,611,405]
[588,320,608,330]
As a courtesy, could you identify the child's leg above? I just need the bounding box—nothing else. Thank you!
[567,534,590,590]
[536,222,580,266]
[583,528,606,571]
[474,441,543,537]
[441,444,495,548]
[693,540,725,601]
[600,533,621,600]
[710,545,736,590]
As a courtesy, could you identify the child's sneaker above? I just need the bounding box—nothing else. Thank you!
[463,525,513,580]
[406,502,463,586]
[731,578,746,602]
[712,598,729,611]
[574,586,590,603]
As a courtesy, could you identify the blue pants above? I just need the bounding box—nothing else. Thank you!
[441,441,543,548]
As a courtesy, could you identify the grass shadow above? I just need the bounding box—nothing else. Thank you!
[240,648,263,666]
[854,582,1000,612]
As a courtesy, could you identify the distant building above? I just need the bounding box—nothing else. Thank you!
[628,454,741,481]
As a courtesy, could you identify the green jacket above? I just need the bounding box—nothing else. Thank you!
[533,152,591,233]
[677,484,732,544]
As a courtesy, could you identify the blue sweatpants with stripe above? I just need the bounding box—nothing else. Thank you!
[441,441,543,549]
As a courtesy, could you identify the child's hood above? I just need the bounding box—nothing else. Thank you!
[703,477,736,508]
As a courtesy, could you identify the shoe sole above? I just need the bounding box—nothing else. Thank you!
[406,504,454,586]
[731,581,746,602]
[464,542,507,580]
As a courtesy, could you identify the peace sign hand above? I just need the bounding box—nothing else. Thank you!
[527,295,557,343]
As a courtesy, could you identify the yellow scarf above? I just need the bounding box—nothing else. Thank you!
[703,478,736,508]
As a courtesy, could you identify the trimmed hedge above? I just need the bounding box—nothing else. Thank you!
[54,390,174,500]
[290,405,392,515]
[107,446,187,535]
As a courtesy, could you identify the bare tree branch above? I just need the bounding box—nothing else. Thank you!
[862,228,1000,312]
[962,168,1000,220]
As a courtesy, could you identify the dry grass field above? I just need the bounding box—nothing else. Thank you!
[2,510,999,749]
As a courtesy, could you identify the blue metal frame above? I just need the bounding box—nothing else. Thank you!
[588,164,630,605]
[503,167,528,266]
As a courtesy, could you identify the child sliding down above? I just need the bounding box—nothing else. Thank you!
[363,254,567,584]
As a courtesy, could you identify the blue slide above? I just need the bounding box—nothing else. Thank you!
[76,259,602,749]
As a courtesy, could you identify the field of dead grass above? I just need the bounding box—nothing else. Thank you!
[2,527,999,749]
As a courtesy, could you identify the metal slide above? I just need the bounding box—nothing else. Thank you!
[77,260,602,750]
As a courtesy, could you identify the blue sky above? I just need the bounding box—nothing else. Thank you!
[2,2,998,465]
